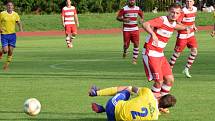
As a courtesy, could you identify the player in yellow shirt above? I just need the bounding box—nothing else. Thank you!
[89,85,176,121]
[211,11,215,37]
[0,1,23,70]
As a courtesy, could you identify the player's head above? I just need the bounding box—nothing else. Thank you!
[158,94,176,108]
[167,3,182,21]
[128,0,136,7]
[6,1,14,12]
[185,0,194,8]
[66,0,71,7]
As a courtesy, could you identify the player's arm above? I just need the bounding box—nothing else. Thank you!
[142,21,159,45]
[0,14,2,33]
[89,85,139,96]
[61,9,65,27]
[116,9,130,23]
[211,23,215,37]
[74,13,79,28]
[16,21,23,32]
[175,24,190,34]
[138,10,144,24]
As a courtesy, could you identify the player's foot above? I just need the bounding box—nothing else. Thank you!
[159,108,170,114]
[3,62,9,71]
[122,53,127,58]
[67,43,73,48]
[89,85,99,97]
[182,68,192,78]
[132,58,137,65]
[91,103,105,113]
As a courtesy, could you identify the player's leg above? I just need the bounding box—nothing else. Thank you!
[70,25,78,47]
[142,54,163,98]
[3,34,16,70]
[105,90,130,121]
[65,26,72,48]
[161,57,174,96]
[122,31,131,58]
[183,36,198,78]
[131,30,139,64]
[0,34,9,59]
[169,38,187,68]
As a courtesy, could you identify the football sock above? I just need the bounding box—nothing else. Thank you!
[169,52,180,67]
[185,52,197,69]
[97,87,118,96]
[161,83,172,96]
[151,84,161,98]
[133,48,139,59]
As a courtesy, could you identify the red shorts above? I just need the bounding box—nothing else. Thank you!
[123,30,139,48]
[65,25,77,35]
[174,36,198,52]
[142,55,172,82]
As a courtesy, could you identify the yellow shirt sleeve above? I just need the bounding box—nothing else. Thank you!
[15,13,20,22]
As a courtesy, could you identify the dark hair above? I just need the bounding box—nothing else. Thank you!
[5,0,13,5]
[159,94,176,108]
[169,3,182,10]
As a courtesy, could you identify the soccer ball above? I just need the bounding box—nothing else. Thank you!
[23,98,41,116]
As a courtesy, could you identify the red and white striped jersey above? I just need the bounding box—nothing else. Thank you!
[118,5,143,31]
[143,16,176,57]
[177,6,197,37]
[61,6,77,26]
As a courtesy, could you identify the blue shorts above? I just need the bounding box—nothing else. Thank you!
[105,90,130,121]
[1,33,17,48]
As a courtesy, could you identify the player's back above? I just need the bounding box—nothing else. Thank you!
[115,88,159,121]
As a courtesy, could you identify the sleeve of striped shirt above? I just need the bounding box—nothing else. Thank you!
[61,8,65,16]
[117,9,124,17]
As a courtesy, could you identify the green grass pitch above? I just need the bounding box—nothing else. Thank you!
[0,31,214,120]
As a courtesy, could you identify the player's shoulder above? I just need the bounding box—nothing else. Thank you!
[12,11,19,15]
[0,11,7,15]
[138,87,151,93]
[192,6,197,11]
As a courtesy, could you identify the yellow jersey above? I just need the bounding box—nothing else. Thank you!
[115,88,159,121]
[0,11,20,34]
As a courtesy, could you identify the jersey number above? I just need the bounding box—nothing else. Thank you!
[131,107,148,119]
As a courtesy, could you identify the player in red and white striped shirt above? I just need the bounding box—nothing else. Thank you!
[169,0,198,78]
[142,3,190,101]
[117,0,144,64]
[61,0,79,48]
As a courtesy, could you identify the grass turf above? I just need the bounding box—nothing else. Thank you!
[0,31,214,120]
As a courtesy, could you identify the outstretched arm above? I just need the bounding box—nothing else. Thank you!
[89,85,139,96]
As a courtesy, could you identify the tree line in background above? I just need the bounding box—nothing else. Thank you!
[0,0,214,14]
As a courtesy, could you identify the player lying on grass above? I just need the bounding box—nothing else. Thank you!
[89,85,176,121]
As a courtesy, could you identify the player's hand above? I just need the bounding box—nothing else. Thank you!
[151,33,159,47]
[123,18,130,23]
[193,26,198,32]
[185,27,191,34]
[211,31,215,37]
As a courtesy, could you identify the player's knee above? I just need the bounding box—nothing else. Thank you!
[2,49,8,54]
